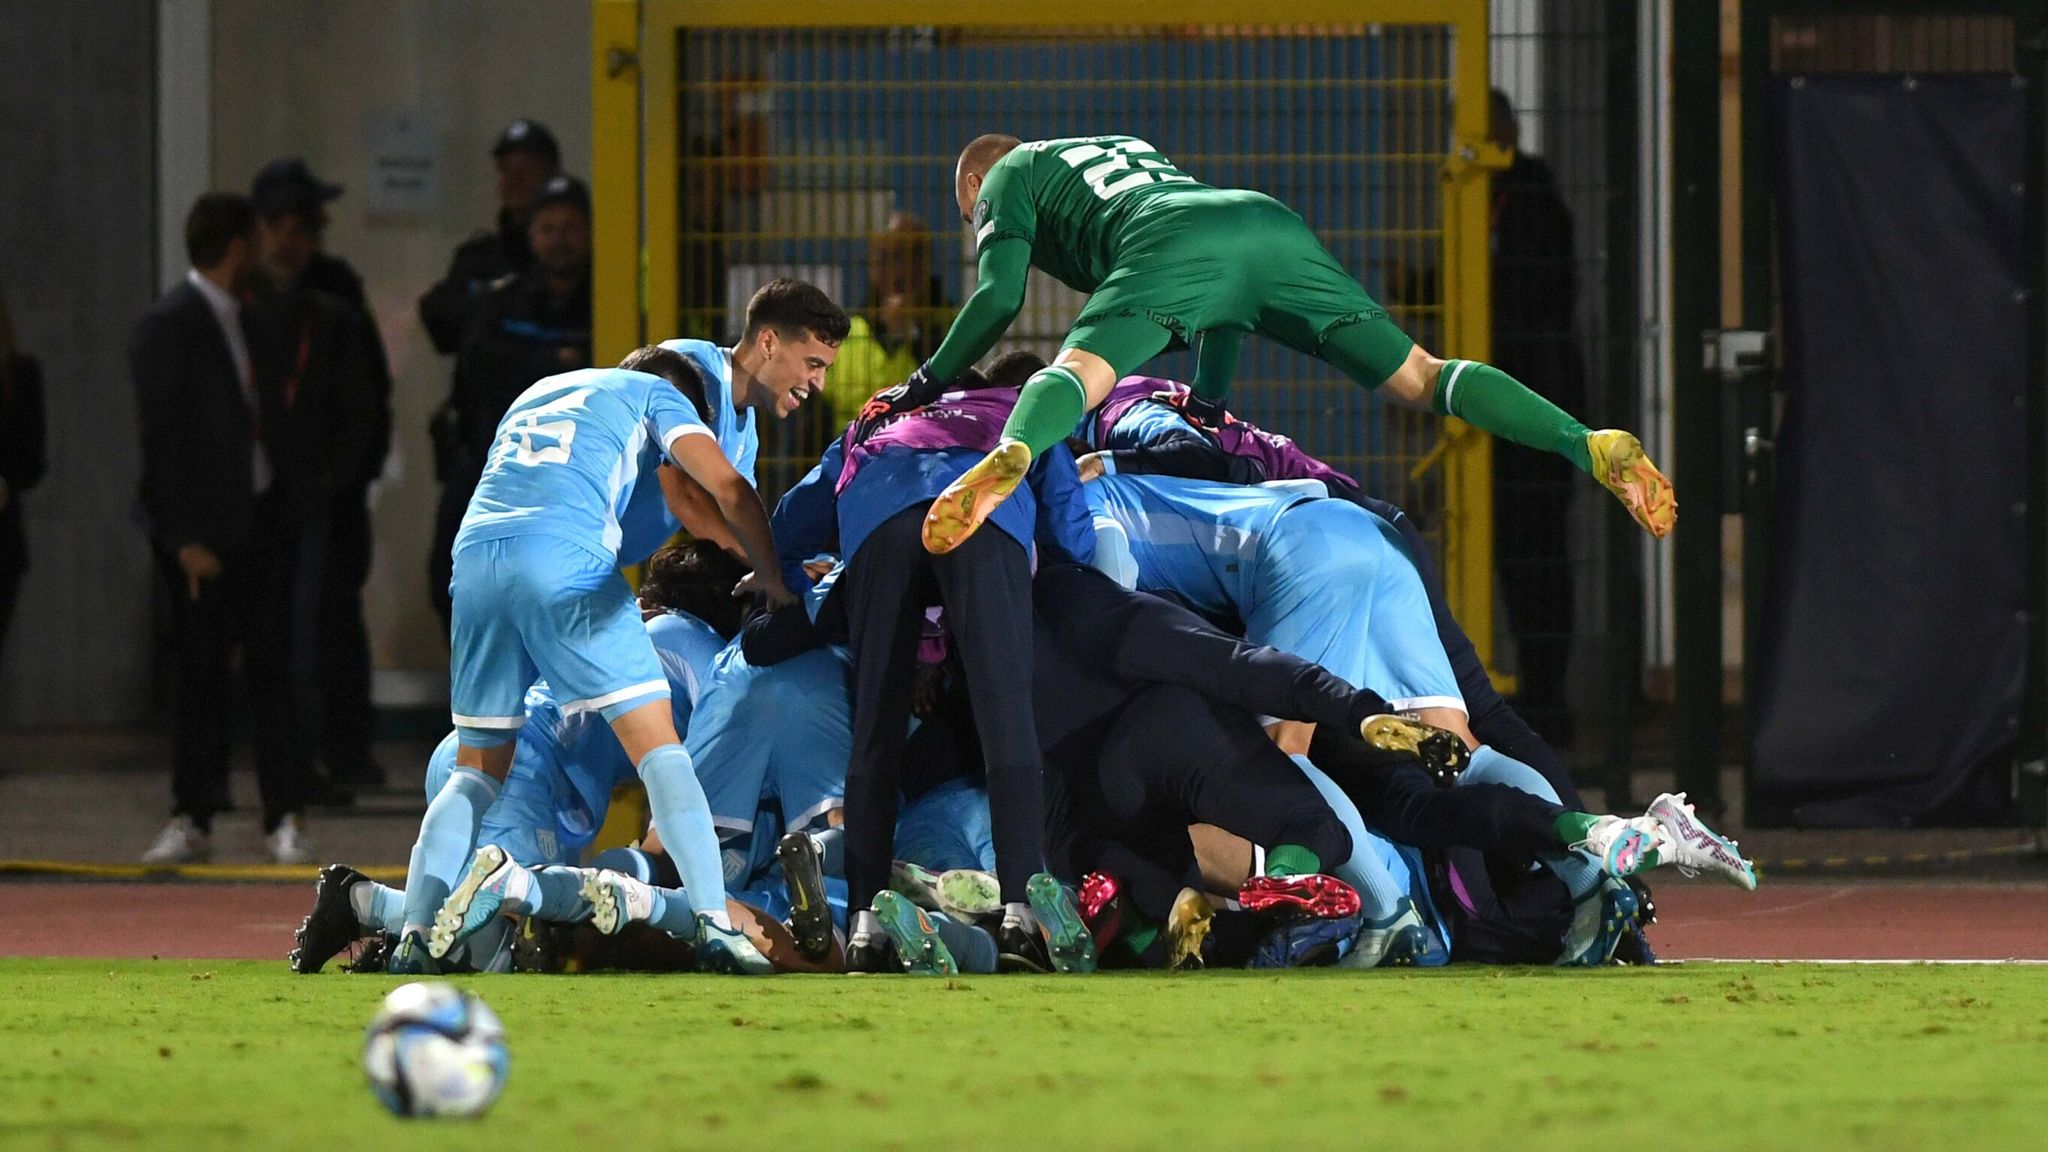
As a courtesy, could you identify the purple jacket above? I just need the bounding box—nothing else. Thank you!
[837,388,1015,496]
[1095,376,1358,491]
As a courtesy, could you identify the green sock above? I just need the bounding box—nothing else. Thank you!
[1264,844,1323,878]
[1123,919,1160,957]
[1555,811,1664,867]
[999,365,1089,456]
[1434,360,1594,474]
[1552,811,1602,846]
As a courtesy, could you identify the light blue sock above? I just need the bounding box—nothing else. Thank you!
[929,910,999,974]
[1462,745,1600,899]
[1293,756,1405,919]
[399,766,501,934]
[1460,745,1563,801]
[360,881,406,936]
[1544,845,1603,900]
[640,743,732,929]
[644,887,701,939]
[810,825,845,876]
[525,866,592,922]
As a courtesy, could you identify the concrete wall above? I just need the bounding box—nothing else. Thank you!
[208,0,591,682]
[0,0,591,727]
[0,3,159,725]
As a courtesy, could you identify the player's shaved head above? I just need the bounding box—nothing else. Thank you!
[955,133,1023,222]
[958,134,1022,180]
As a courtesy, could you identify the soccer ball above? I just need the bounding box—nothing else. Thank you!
[362,982,509,1118]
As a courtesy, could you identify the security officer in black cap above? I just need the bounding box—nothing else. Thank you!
[427,173,592,629]
[416,119,562,355]
[248,158,392,794]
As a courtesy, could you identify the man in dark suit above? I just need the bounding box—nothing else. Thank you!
[251,159,391,791]
[133,192,316,866]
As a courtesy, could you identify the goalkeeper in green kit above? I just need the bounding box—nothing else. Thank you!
[854,133,1676,554]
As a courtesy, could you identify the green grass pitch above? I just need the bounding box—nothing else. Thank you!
[3,959,2047,1151]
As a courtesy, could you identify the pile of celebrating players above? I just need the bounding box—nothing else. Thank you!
[291,134,1747,980]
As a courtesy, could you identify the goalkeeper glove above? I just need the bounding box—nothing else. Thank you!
[853,363,945,442]
[1158,388,1233,430]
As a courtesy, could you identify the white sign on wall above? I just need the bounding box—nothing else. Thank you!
[365,110,440,219]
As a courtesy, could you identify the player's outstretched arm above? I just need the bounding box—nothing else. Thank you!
[667,433,793,606]
[919,238,1032,390]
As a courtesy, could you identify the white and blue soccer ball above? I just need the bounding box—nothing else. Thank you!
[362,982,509,1119]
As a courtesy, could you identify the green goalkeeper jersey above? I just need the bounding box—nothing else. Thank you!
[972,135,1206,294]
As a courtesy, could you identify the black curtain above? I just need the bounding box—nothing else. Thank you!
[1751,75,2027,827]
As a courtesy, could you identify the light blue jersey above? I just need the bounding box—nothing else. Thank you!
[1089,474,1463,714]
[615,467,682,567]
[659,338,758,485]
[1082,475,1322,618]
[456,367,709,563]
[1246,499,1464,714]
[688,641,854,850]
[448,368,722,732]
[644,609,730,750]
[893,778,999,875]
[686,634,997,896]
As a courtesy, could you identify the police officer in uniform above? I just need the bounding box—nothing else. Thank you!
[416,119,561,355]
[426,173,593,629]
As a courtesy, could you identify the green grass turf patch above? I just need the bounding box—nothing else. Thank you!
[2,960,2047,1152]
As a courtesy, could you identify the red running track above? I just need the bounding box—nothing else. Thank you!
[3,880,2046,962]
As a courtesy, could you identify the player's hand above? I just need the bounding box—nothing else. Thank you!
[1160,389,1232,429]
[1075,452,1107,483]
[177,543,223,600]
[852,365,943,443]
[801,557,837,582]
[734,570,798,609]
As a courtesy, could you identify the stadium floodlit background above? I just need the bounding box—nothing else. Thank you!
[4,2,2048,1149]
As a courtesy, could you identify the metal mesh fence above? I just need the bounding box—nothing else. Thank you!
[674,23,1459,562]
[1490,0,1626,774]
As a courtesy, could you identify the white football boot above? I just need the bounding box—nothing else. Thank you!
[1640,792,1758,890]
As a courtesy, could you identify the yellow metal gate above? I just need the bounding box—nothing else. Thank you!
[593,0,1501,673]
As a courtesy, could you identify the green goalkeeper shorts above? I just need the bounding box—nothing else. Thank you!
[1062,188,1415,385]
